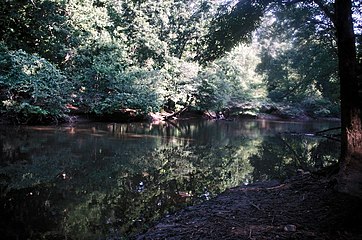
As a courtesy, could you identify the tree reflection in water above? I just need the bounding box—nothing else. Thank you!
[0,119,340,239]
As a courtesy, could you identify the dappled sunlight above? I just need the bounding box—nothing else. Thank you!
[1,0,360,238]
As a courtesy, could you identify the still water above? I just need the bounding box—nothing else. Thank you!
[0,119,340,239]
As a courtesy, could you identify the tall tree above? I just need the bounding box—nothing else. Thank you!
[256,3,339,112]
[201,0,362,196]
[334,0,362,196]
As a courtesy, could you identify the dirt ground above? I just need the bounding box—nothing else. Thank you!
[135,173,362,240]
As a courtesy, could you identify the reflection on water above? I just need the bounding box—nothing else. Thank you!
[0,119,340,239]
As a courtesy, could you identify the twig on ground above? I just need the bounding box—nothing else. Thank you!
[248,200,262,211]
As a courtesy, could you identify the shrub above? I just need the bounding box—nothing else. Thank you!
[0,45,70,123]
[300,97,340,118]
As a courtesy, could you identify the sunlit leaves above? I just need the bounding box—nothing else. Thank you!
[0,0,346,120]
[255,4,340,117]
[195,44,266,112]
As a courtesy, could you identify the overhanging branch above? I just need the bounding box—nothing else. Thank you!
[312,0,336,25]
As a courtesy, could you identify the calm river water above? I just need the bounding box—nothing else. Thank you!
[0,119,340,239]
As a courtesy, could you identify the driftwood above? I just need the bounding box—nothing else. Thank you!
[315,126,341,135]
[150,97,194,122]
[315,127,341,142]
[163,104,190,120]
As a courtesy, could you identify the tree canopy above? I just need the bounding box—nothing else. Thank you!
[0,0,360,125]
[198,0,362,196]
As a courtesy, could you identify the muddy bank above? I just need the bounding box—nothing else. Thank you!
[135,173,362,239]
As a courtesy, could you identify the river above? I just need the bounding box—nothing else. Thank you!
[0,119,340,239]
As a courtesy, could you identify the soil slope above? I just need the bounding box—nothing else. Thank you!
[136,174,362,239]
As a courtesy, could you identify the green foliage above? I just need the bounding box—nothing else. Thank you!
[0,0,349,121]
[61,0,220,115]
[255,3,340,117]
[158,57,200,110]
[0,0,74,64]
[195,44,266,112]
[67,41,157,114]
[300,97,339,118]
[0,44,70,123]
[93,68,161,114]
[196,0,267,63]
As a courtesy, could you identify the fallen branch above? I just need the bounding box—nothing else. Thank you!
[163,97,194,121]
[163,105,189,120]
[315,127,341,142]
[315,127,341,135]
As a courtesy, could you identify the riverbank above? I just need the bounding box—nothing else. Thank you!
[0,102,341,125]
[136,172,362,240]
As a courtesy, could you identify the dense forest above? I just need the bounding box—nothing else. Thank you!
[1,0,360,124]
[1,1,362,238]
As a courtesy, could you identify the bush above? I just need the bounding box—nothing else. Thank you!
[0,45,70,123]
[300,97,340,118]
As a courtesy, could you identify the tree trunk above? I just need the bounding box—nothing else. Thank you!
[335,0,362,197]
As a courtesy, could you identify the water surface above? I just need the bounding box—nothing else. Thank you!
[0,119,340,239]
